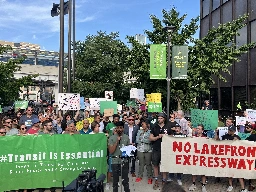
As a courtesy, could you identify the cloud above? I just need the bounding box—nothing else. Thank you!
[77,16,95,23]
[32,34,37,39]
[0,0,92,35]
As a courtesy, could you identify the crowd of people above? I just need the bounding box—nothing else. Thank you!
[0,101,256,192]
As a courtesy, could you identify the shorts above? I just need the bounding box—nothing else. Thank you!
[152,150,161,166]
[108,156,112,172]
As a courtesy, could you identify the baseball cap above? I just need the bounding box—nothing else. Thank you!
[32,118,40,125]
[228,125,236,132]
[158,113,166,118]
[175,123,181,127]
[245,124,253,129]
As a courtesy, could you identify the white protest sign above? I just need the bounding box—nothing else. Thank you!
[130,88,145,100]
[58,93,80,110]
[218,127,228,140]
[105,91,113,100]
[89,98,111,110]
[235,116,246,126]
[246,109,256,122]
[161,136,256,179]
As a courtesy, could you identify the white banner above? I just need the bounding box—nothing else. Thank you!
[246,109,256,122]
[161,136,256,179]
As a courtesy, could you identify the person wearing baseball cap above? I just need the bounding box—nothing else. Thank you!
[149,112,173,190]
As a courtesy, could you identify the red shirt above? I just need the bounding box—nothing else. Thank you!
[27,128,38,134]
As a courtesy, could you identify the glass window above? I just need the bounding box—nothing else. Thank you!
[220,88,232,110]
[212,0,220,10]
[203,0,210,18]
[201,16,210,38]
[222,1,232,23]
[250,86,256,104]
[212,8,220,27]
[251,20,256,43]
[235,0,247,19]
[249,0,256,21]
[234,86,246,110]
[250,48,256,85]
[234,53,247,86]
[223,0,229,3]
[236,26,247,47]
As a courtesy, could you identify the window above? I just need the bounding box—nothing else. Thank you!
[236,26,247,47]
[212,9,220,27]
[222,1,232,23]
[251,20,256,43]
[249,0,256,21]
[234,53,247,86]
[203,0,210,18]
[223,0,229,3]
[201,16,210,38]
[235,0,247,19]
[220,87,232,110]
[234,86,246,110]
[250,86,256,104]
[250,48,256,85]
[212,0,220,11]
[210,88,218,109]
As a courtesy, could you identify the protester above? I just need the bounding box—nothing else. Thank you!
[0,127,6,136]
[135,121,153,184]
[27,118,40,134]
[108,121,130,192]
[19,106,38,130]
[3,116,19,135]
[89,122,100,134]
[79,119,92,134]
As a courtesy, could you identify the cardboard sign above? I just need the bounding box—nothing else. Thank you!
[104,109,114,117]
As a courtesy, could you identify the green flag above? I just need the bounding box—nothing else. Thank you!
[150,44,166,79]
[172,45,188,79]
[0,134,107,191]
[148,102,162,112]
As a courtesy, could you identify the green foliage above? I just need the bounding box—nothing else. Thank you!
[0,45,37,105]
[72,31,132,103]
[127,8,255,111]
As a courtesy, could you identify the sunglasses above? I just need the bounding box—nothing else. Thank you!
[0,132,6,134]
[128,119,134,121]
[170,116,174,118]
[21,128,26,130]
[6,121,12,124]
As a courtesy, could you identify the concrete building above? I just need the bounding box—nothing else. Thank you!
[200,0,256,111]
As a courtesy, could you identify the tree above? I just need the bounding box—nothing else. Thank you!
[0,45,37,106]
[72,31,132,103]
[127,8,256,111]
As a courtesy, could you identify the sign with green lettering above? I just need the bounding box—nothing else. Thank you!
[148,102,162,112]
[150,44,166,79]
[0,134,107,191]
[238,133,251,140]
[172,45,188,79]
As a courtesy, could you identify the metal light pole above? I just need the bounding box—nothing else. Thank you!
[67,0,72,93]
[164,26,176,119]
[59,0,64,93]
[72,0,76,83]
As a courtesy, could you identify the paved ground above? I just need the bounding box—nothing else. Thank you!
[38,168,254,192]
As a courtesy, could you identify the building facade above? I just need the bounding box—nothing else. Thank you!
[200,0,256,111]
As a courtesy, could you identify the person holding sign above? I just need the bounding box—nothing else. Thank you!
[215,125,247,192]
[201,100,212,110]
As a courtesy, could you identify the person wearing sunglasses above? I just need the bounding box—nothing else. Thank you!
[3,116,19,136]
[0,128,6,136]
[18,124,28,135]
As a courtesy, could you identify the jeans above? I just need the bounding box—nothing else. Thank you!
[112,162,130,192]
[137,151,153,178]
[130,150,137,173]
[168,173,182,180]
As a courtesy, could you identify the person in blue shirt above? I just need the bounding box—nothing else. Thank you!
[79,119,92,134]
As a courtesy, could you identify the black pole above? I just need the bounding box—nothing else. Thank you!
[67,0,72,93]
[59,0,64,93]
[72,0,76,83]
[167,33,171,118]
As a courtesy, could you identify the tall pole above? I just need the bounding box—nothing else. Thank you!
[72,0,76,83]
[167,33,171,118]
[67,0,72,93]
[59,0,64,93]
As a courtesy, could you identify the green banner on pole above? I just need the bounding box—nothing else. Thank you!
[0,134,107,191]
[150,44,166,79]
[172,45,188,79]
[148,102,162,112]
[14,100,28,110]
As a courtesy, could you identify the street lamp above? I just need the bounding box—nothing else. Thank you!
[163,25,176,119]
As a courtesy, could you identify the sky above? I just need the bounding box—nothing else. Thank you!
[0,0,200,52]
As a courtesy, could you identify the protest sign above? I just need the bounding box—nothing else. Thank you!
[0,134,107,191]
[126,100,136,107]
[238,133,251,140]
[246,109,256,121]
[148,102,162,112]
[235,116,246,126]
[191,109,218,130]
[130,88,144,100]
[15,101,28,110]
[58,93,80,110]
[0,105,2,113]
[89,98,111,110]
[80,97,85,110]
[161,136,256,179]
[105,91,113,100]
[104,109,114,117]
[100,101,117,114]
[218,127,228,140]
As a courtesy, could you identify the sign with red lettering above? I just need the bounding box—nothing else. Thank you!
[161,136,256,179]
